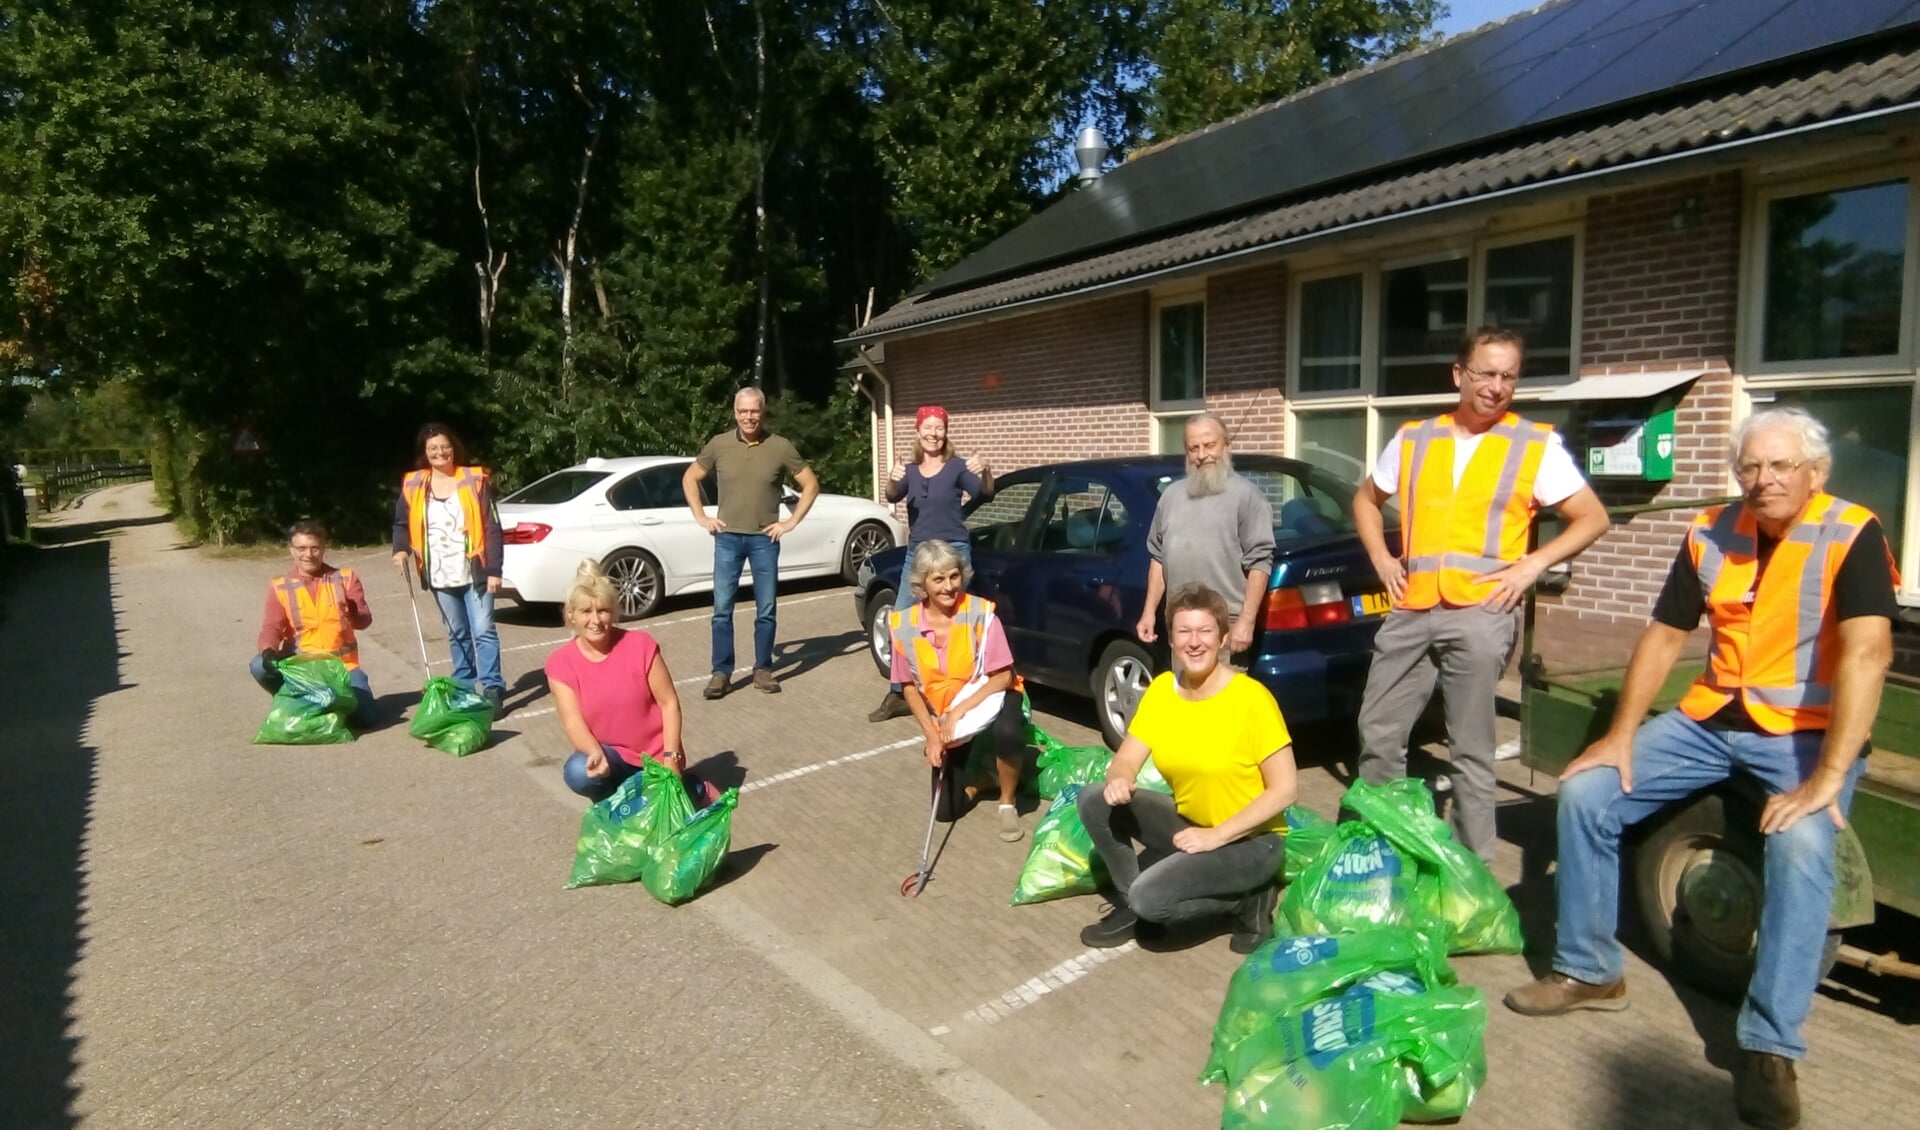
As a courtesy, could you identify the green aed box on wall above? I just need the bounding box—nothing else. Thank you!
[1538,369,1702,483]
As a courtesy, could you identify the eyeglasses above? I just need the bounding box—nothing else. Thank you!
[1735,458,1805,483]
[1461,365,1521,387]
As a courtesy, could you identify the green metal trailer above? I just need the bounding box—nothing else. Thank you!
[1519,499,1920,997]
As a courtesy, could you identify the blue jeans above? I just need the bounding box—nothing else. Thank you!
[1551,709,1864,1059]
[562,744,713,807]
[249,653,373,721]
[432,579,504,692]
[711,532,780,674]
[889,539,972,693]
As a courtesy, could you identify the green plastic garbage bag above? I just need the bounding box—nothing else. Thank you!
[1201,926,1454,1085]
[253,655,357,745]
[1280,821,1438,937]
[1033,737,1114,799]
[1218,971,1487,1130]
[1281,805,1337,883]
[642,787,738,905]
[1342,779,1525,955]
[565,773,655,889]
[409,675,494,756]
[1010,784,1109,906]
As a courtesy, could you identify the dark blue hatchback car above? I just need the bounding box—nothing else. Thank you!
[853,454,1396,747]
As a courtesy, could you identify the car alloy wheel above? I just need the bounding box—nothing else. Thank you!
[602,549,662,620]
[843,521,894,583]
[866,588,897,677]
[1093,639,1155,749]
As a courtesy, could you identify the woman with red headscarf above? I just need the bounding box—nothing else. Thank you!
[870,405,994,723]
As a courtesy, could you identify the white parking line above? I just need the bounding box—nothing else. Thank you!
[739,737,920,794]
[956,942,1139,1028]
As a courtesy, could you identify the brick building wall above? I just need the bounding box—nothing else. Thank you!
[1528,173,1744,671]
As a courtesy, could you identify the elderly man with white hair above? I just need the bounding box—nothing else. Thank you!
[1136,413,1275,656]
[1505,406,1899,1130]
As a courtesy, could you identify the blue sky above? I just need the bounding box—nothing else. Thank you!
[1438,0,1546,37]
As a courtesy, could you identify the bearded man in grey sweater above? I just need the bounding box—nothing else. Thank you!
[1137,414,1276,654]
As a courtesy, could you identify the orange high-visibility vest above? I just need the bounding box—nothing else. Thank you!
[402,466,492,571]
[889,594,1022,716]
[272,569,361,669]
[1396,412,1555,609]
[1678,492,1897,734]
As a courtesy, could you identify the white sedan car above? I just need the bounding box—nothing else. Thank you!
[498,456,904,620]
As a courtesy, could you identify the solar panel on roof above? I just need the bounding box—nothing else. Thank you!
[921,0,1920,299]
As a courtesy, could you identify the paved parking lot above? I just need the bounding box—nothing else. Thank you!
[2,484,1912,1128]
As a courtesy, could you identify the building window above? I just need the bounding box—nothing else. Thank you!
[1484,235,1576,379]
[1745,168,1920,600]
[1150,293,1206,452]
[1761,179,1907,365]
[1297,274,1364,394]
[1380,257,1468,397]
[1288,226,1581,500]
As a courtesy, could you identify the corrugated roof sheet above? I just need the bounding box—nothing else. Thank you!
[848,43,1920,343]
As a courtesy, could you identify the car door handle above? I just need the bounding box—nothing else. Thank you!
[638,516,664,526]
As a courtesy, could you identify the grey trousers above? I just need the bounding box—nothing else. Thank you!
[1356,603,1517,862]
[1076,788,1283,925]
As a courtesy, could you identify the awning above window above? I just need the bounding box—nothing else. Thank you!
[1536,370,1706,402]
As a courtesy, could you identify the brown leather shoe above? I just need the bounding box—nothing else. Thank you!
[752,668,780,694]
[703,673,730,700]
[1735,1051,1800,1129]
[1503,973,1628,1016]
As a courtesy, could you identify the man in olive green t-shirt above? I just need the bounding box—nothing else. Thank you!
[683,386,820,698]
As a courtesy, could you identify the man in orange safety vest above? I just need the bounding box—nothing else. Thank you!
[1505,406,1898,1130]
[252,520,374,720]
[1352,327,1610,861]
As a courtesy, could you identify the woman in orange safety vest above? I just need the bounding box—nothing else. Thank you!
[390,423,506,712]
[888,539,1030,843]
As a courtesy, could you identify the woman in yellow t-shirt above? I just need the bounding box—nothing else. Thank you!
[1077,583,1297,954]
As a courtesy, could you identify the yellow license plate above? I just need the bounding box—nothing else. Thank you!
[1352,591,1392,617]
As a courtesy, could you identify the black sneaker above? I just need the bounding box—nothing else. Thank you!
[482,685,505,715]
[1080,904,1139,948]
[1228,885,1279,955]
[868,691,911,722]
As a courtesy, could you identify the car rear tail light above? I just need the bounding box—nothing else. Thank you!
[504,522,551,545]
[1264,582,1351,632]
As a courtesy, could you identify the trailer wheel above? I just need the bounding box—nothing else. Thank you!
[1633,792,1841,1001]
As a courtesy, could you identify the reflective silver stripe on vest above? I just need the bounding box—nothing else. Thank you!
[1744,684,1833,708]
[1692,504,1750,593]
[275,577,308,634]
[1406,552,1509,576]
[1789,499,1861,686]
[889,597,992,689]
[1481,421,1549,558]
[1401,418,1448,505]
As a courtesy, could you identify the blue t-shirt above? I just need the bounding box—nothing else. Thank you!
[888,459,985,545]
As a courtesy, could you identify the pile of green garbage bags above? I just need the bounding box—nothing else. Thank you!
[1009,733,1174,907]
[1281,779,1523,955]
[566,760,739,905]
[410,676,494,756]
[1207,777,1524,1128]
[253,655,357,745]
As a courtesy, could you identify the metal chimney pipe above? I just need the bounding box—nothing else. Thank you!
[1074,127,1109,185]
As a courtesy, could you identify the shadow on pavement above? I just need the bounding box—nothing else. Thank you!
[0,532,125,1127]
[690,749,745,791]
[769,629,864,683]
[708,842,778,893]
[29,511,172,548]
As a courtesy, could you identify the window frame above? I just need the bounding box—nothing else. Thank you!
[1740,167,1920,379]
[1149,285,1208,452]
[1739,164,1920,603]
[1286,223,1583,490]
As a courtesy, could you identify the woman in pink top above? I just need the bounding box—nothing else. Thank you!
[546,561,715,805]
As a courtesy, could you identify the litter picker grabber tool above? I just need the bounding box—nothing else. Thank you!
[901,770,944,898]
[401,567,434,681]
